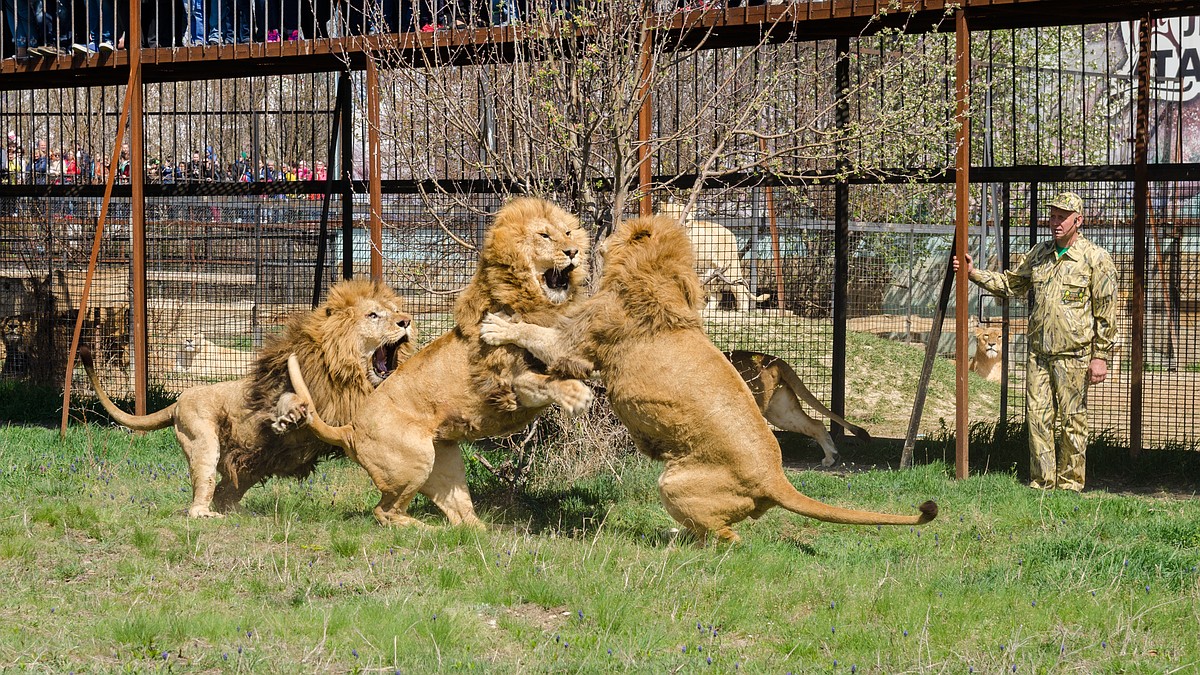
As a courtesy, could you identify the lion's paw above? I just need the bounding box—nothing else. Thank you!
[821,451,840,468]
[188,505,225,518]
[480,312,518,346]
[271,392,313,435]
[554,379,594,416]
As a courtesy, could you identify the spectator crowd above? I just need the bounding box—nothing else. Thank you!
[1,133,329,187]
[0,0,598,59]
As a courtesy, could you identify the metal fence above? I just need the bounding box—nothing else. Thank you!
[3,16,1200,450]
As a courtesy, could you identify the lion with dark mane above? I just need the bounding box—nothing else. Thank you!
[479,215,938,543]
[82,279,414,517]
[289,197,593,527]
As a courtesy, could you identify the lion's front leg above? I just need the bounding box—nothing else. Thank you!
[511,371,593,416]
[481,313,568,366]
[270,391,312,435]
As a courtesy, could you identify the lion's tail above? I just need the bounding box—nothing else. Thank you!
[772,355,871,442]
[772,479,938,526]
[286,354,355,454]
[78,345,176,431]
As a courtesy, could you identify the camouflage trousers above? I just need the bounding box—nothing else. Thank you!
[1026,353,1091,491]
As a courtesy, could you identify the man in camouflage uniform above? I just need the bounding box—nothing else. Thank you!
[956,192,1119,491]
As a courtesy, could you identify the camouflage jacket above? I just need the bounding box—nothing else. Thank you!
[969,235,1118,361]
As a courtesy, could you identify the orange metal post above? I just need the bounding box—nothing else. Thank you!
[1130,15,1150,459]
[637,28,653,217]
[367,57,384,281]
[954,9,971,479]
[59,79,139,436]
[129,0,148,415]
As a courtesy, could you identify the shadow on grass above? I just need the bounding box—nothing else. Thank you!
[789,420,1200,496]
[0,379,178,427]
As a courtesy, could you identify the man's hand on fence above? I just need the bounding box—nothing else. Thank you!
[1088,358,1108,385]
[952,253,974,276]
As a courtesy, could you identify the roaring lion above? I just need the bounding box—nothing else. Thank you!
[479,215,937,543]
[288,198,593,527]
[969,326,1003,382]
[81,278,414,517]
[726,350,871,467]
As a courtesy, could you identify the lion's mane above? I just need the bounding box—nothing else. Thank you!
[455,197,589,411]
[224,278,414,486]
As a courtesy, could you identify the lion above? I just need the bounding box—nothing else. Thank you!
[173,330,256,378]
[80,278,414,518]
[1,315,31,376]
[287,198,594,528]
[478,214,937,543]
[969,326,1003,382]
[726,350,871,467]
[659,201,766,312]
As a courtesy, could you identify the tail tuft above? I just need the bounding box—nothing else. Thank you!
[79,345,95,369]
[917,500,938,523]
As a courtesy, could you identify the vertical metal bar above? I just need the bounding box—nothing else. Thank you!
[1131,15,1150,459]
[340,71,354,280]
[637,25,653,217]
[759,138,785,311]
[953,8,971,480]
[130,0,147,416]
[366,57,384,281]
[312,76,344,307]
[999,183,1011,428]
[832,35,850,440]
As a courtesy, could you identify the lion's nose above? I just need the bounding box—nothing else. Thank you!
[564,249,578,260]
[397,318,410,328]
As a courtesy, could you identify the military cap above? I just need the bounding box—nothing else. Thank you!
[1047,191,1083,215]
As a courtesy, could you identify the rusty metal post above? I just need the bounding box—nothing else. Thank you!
[759,138,786,309]
[953,8,971,479]
[637,26,653,217]
[129,0,147,415]
[59,80,139,435]
[366,57,384,281]
[1131,15,1150,459]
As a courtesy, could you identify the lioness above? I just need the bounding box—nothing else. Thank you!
[726,350,870,467]
[659,201,766,311]
[479,215,937,543]
[82,279,414,517]
[174,330,256,377]
[969,326,1003,382]
[289,198,593,527]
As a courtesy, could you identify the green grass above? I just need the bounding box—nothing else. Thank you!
[1,423,1197,672]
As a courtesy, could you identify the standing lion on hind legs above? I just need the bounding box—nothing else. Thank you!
[477,215,937,543]
[80,278,415,517]
[287,197,594,528]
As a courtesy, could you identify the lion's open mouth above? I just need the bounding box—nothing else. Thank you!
[369,334,409,385]
[543,264,575,291]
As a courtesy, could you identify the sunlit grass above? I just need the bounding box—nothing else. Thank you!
[0,423,1197,672]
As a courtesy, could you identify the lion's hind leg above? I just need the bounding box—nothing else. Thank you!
[418,441,484,528]
[762,387,839,467]
[174,414,224,518]
[354,428,438,528]
[657,464,750,546]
